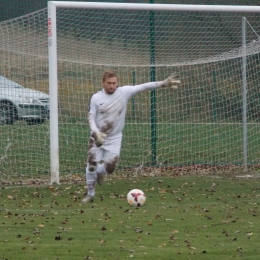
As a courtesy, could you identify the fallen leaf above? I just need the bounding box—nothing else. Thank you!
[101,226,106,231]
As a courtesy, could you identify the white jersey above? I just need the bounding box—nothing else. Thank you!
[88,81,164,138]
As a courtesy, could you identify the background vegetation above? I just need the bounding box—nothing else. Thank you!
[1,0,260,22]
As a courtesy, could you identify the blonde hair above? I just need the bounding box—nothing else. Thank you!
[102,70,118,82]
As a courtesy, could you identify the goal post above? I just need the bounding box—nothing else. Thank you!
[47,1,260,184]
[242,17,248,172]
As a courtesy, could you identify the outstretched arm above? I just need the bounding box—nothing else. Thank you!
[130,73,181,95]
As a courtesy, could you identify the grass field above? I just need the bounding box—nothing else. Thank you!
[1,121,260,177]
[1,175,260,260]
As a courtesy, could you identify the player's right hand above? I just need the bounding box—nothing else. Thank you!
[164,73,181,89]
[94,131,107,147]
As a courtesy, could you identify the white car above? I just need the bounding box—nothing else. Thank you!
[0,76,49,125]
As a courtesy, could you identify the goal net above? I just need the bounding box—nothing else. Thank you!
[1,2,260,184]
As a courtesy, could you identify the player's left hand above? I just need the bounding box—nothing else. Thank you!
[164,73,181,89]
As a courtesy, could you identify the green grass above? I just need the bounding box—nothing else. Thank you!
[1,175,260,259]
[2,121,260,176]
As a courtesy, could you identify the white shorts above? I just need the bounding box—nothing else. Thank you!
[89,134,122,164]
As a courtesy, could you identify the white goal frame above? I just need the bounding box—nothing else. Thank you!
[48,1,260,184]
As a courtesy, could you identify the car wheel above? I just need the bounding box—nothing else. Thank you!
[26,118,45,125]
[0,102,16,125]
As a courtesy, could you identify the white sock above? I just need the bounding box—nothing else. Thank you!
[86,166,97,196]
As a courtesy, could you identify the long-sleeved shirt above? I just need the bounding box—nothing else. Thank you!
[88,81,164,138]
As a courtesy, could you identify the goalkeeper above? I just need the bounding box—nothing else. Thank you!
[82,70,181,203]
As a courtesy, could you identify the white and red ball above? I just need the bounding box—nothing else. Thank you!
[127,189,146,207]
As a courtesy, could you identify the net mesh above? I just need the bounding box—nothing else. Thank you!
[1,6,260,179]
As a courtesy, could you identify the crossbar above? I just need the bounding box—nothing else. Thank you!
[50,2,260,13]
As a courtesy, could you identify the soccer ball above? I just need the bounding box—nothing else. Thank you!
[127,189,146,207]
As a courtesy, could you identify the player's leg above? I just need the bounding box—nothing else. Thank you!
[82,161,97,203]
[82,138,102,203]
[83,134,121,202]
[96,157,118,185]
[96,136,121,185]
